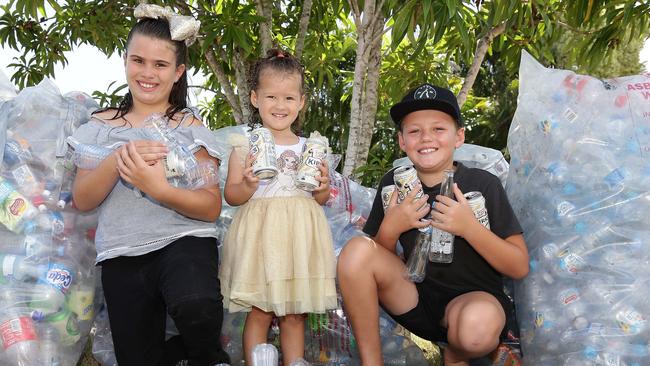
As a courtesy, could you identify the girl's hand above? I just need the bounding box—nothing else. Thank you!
[430,183,480,237]
[311,160,331,194]
[116,141,169,196]
[130,140,168,165]
[384,184,430,234]
[242,152,260,189]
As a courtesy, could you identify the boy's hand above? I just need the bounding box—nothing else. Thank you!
[430,183,481,237]
[242,152,261,189]
[384,184,430,234]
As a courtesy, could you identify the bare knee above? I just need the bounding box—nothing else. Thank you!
[279,314,305,327]
[449,300,504,356]
[248,307,274,324]
[337,236,376,278]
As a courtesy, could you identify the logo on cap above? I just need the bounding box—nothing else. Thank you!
[414,84,436,100]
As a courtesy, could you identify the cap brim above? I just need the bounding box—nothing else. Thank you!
[390,99,462,127]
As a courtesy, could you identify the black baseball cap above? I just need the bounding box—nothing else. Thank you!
[390,83,463,127]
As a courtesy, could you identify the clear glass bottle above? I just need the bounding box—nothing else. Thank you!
[404,226,431,283]
[429,169,455,263]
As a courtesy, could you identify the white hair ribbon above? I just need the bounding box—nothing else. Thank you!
[134,3,201,46]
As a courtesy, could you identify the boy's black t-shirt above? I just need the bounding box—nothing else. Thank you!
[363,162,523,303]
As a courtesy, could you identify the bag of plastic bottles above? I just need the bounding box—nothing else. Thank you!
[507,50,650,365]
[0,78,100,365]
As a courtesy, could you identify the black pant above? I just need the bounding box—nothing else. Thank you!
[101,236,230,366]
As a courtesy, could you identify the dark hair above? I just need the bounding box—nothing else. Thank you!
[93,17,189,123]
[248,48,305,132]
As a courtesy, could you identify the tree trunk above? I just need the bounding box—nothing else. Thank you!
[233,48,253,125]
[457,23,507,107]
[256,0,274,56]
[342,0,383,178]
[295,0,314,59]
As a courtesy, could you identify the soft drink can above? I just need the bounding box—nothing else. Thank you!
[393,165,423,203]
[296,132,328,191]
[249,127,278,180]
[381,185,396,211]
[464,191,490,229]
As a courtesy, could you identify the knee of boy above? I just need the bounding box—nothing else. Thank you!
[338,236,373,273]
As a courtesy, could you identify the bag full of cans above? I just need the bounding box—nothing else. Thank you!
[0,78,100,365]
[507,51,650,365]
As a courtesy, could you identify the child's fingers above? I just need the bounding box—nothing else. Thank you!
[453,183,467,203]
[245,152,255,168]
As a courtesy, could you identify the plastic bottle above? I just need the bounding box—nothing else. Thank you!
[0,254,43,282]
[429,169,455,263]
[70,142,113,170]
[251,343,278,366]
[144,113,198,186]
[28,283,66,317]
[36,323,61,366]
[0,177,39,234]
[0,306,40,365]
[404,227,431,283]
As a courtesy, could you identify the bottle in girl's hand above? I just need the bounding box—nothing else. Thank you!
[70,143,113,170]
[144,113,199,185]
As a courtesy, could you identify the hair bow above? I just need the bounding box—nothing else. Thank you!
[134,3,201,46]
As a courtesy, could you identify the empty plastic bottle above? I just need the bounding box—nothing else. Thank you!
[70,142,113,170]
[0,306,40,365]
[144,113,198,185]
[37,323,61,366]
[251,343,279,366]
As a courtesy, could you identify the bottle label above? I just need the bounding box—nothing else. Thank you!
[43,264,74,294]
[0,316,37,349]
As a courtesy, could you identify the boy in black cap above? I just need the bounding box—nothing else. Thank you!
[337,84,529,365]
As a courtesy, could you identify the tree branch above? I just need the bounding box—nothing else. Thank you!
[295,0,313,59]
[457,22,506,108]
[204,49,243,124]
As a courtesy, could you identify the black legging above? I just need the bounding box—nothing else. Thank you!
[101,236,230,366]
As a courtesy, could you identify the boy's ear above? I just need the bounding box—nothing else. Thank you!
[250,90,258,108]
[398,130,407,152]
[455,127,465,148]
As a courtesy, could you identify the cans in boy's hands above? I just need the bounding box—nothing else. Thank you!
[249,127,279,180]
[464,191,490,229]
[381,185,396,211]
[296,132,329,191]
[393,165,423,203]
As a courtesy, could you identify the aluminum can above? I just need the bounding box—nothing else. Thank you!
[381,185,396,211]
[393,165,423,203]
[464,191,490,229]
[296,132,328,191]
[249,127,278,180]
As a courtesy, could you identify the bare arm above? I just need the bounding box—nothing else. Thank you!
[373,187,430,253]
[116,142,221,221]
[223,150,259,206]
[431,184,530,279]
[72,153,120,211]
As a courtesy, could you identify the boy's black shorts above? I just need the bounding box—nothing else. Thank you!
[382,283,512,343]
